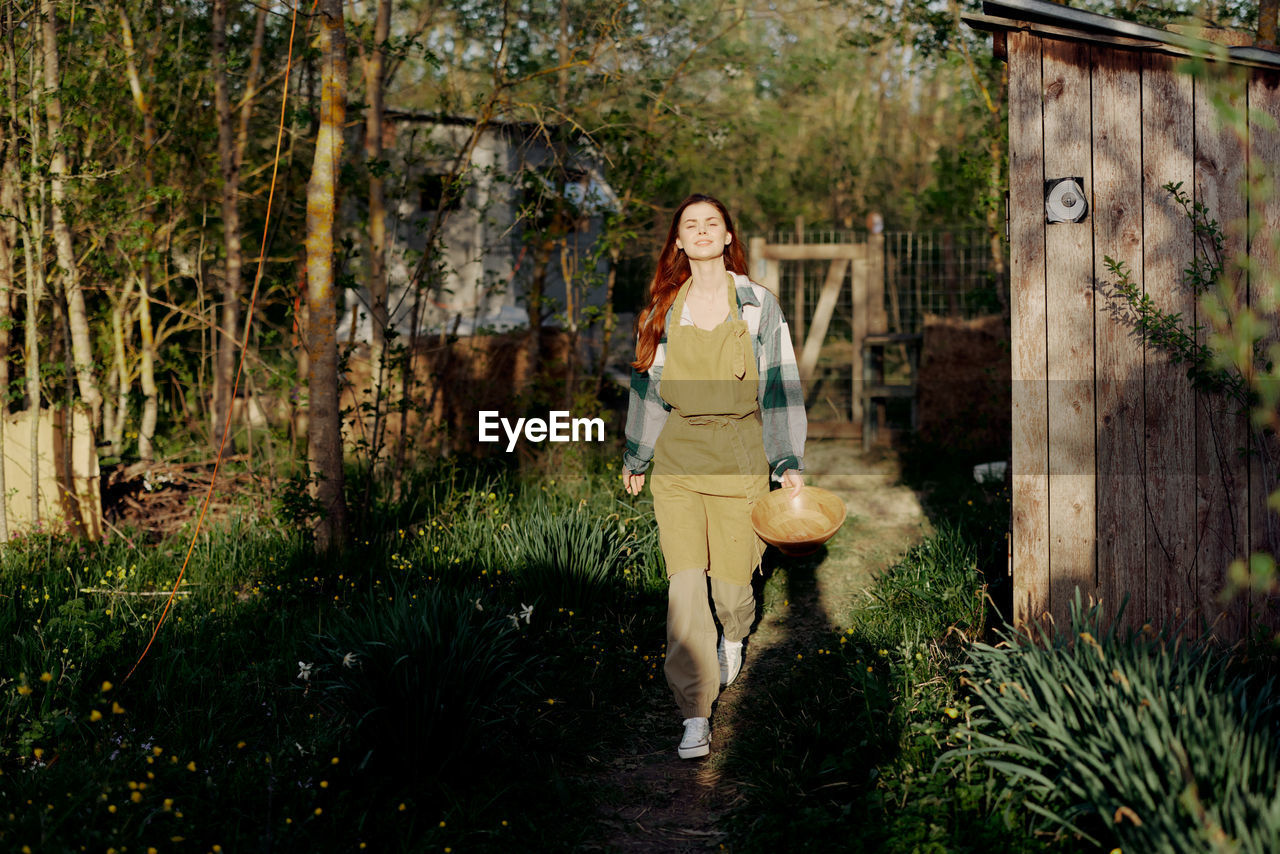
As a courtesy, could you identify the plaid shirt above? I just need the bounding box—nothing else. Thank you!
[623,272,806,481]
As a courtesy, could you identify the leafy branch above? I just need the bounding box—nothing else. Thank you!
[1103,180,1258,413]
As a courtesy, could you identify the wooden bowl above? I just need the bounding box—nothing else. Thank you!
[751,486,847,556]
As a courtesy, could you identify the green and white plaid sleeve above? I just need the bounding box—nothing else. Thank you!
[756,292,807,480]
[623,348,670,475]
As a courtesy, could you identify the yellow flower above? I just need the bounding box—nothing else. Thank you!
[186,761,196,772]
[131,792,143,804]
[89,710,103,722]
[112,702,125,714]
[944,707,959,719]
[39,672,52,683]
[17,685,31,696]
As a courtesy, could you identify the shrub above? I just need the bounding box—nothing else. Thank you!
[946,591,1280,852]
[312,583,533,785]
[498,503,635,611]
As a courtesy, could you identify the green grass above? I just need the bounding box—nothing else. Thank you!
[720,504,1068,853]
[0,455,668,852]
[6,447,1276,852]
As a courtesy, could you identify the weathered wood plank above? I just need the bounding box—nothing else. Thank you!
[1194,62,1251,641]
[1009,30,1051,629]
[1093,48,1146,631]
[868,232,888,335]
[1043,37,1097,631]
[851,256,869,426]
[798,258,850,380]
[1248,69,1280,634]
[1141,53,1198,635]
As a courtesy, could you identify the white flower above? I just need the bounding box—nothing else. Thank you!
[474,598,483,612]
[342,652,359,669]
[507,613,520,629]
[297,661,313,682]
[519,603,533,624]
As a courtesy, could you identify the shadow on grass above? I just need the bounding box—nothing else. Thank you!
[718,543,904,852]
[712,444,1065,854]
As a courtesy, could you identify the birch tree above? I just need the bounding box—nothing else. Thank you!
[306,0,348,552]
[40,0,99,430]
[354,0,392,464]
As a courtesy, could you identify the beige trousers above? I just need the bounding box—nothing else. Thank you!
[665,567,755,719]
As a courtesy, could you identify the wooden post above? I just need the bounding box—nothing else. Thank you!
[1142,53,1197,634]
[850,246,868,428]
[868,232,887,336]
[1009,31,1051,629]
[794,216,805,350]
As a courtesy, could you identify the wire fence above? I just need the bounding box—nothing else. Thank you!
[760,228,1007,423]
[763,227,1006,335]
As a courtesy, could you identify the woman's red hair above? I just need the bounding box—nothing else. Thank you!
[632,194,749,372]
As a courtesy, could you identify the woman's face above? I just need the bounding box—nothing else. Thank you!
[674,201,732,261]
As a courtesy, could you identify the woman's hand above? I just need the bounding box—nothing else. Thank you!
[624,472,646,495]
[781,469,803,498]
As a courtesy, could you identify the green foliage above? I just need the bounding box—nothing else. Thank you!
[946,592,1280,852]
[0,454,673,852]
[857,525,987,642]
[499,501,636,611]
[312,583,534,783]
[1104,181,1253,409]
[721,512,1061,853]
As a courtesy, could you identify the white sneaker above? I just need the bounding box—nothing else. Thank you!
[678,717,710,759]
[719,638,743,687]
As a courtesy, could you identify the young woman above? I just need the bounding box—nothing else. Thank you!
[623,193,806,759]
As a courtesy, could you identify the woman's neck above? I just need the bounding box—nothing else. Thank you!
[687,256,729,296]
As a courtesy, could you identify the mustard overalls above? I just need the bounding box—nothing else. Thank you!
[651,275,769,719]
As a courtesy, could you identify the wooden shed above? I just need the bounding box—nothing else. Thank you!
[968,0,1280,641]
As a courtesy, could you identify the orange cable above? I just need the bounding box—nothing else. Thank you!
[123,0,317,684]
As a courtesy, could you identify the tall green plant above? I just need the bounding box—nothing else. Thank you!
[312,583,532,782]
[945,592,1280,852]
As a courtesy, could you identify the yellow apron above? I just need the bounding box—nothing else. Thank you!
[651,276,769,585]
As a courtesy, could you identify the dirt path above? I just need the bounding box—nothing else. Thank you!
[581,439,929,852]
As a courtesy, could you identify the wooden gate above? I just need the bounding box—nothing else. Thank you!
[748,233,888,433]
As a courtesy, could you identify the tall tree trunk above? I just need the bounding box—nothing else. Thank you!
[211,0,241,451]
[1261,0,1279,47]
[24,16,44,527]
[0,0,24,539]
[20,215,42,526]
[106,276,135,456]
[41,0,99,431]
[118,3,160,460]
[363,0,391,463]
[137,264,158,460]
[0,156,11,542]
[306,0,348,553]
